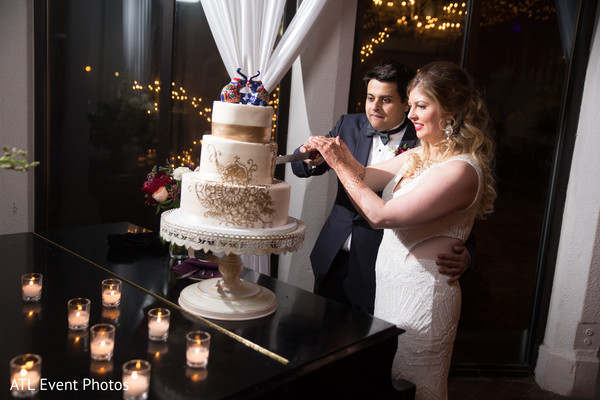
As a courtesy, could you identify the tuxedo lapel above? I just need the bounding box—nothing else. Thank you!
[355,119,372,165]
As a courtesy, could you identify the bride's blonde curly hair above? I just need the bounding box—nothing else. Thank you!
[403,61,496,218]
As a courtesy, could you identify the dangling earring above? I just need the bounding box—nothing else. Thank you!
[444,119,454,140]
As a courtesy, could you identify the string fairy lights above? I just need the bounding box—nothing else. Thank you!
[363,0,554,62]
[129,79,280,168]
[362,1,467,62]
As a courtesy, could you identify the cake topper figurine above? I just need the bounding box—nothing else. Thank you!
[220,69,269,106]
[220,68,248,103]
[247,71,269,106]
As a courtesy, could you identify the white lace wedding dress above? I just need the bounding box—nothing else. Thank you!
[374,155,482,400]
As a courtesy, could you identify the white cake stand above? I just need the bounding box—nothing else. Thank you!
[160,209,305,321]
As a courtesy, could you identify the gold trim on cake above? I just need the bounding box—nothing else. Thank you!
[212,122,271,143]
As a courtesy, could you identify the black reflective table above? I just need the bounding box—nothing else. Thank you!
[2,224,408,399]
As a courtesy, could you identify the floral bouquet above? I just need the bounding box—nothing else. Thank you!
[142,162,192,214]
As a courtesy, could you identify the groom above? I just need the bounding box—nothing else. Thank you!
[292,60,473,314]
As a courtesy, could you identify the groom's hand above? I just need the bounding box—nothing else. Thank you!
[437,245,470,284]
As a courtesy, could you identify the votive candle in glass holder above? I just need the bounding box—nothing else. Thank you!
[147,308,170,341]
[67,298,90,330]
[186,331,211,368]
[21,273,42,302]
[90,323,115,361]
[10,353,41,398]
[101,279,122,307]
[122,359,151,400]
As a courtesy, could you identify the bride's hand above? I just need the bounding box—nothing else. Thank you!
[313,136,351,169]
[300,136,320,153]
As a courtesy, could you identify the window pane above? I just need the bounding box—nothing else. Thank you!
[455,0,567,366]
[351,0,467,111]
[170,1,229,170]
[47,0,163,229]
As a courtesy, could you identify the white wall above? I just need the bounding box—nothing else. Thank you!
[0,0,35,235]
[534,8,600,399]
[278,0,358,290]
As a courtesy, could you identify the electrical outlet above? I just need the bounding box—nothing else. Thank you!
[574,323,600,351]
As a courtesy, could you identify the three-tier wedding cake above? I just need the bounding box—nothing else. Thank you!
[178,100,291,230]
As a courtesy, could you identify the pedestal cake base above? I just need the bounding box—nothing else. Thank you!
[179,276,277,320]
[160,209,305,320]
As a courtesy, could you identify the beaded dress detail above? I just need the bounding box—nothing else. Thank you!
[374,154,482,400]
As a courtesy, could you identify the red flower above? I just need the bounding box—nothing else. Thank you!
[142,170,173,194]
[142,179,159,195]
[142,163,185,213]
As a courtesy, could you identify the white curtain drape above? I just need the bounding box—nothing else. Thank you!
[123,0,151,83]
[199,0,329,274]
[200,0,329,92]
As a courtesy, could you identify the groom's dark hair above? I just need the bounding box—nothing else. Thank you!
[363,59,415,102]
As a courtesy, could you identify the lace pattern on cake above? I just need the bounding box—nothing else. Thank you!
[160,210,305,256]
[193,182,276,228]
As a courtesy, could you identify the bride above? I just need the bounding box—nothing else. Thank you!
[304,61,496,400]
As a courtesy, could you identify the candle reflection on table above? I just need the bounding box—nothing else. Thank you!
[21,302,42,324]
[186,366,208,383]
[67,329,89,358]
[101,306,121,325]
[147,340,169,361]
[90,359,114,379]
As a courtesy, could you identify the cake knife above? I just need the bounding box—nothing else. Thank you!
[275,151,317,165]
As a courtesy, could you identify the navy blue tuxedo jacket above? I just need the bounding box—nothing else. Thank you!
[291,113,418,314]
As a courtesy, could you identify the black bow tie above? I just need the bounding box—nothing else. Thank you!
[365,118,408,145]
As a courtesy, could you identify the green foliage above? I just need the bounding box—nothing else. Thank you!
[0,147,39,172]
